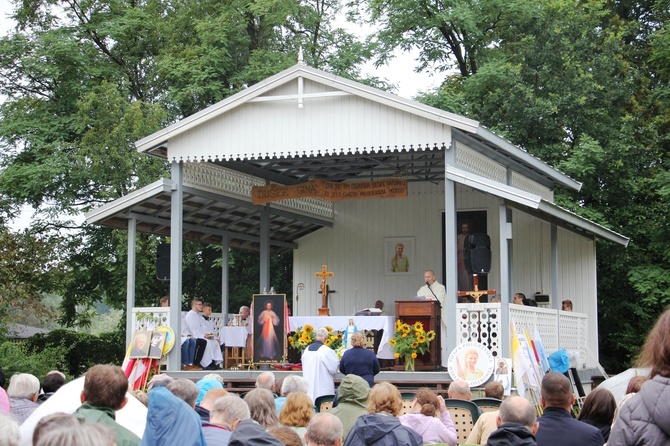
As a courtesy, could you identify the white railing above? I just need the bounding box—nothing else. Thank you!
[131,307,228,337]
[456,303,589,368]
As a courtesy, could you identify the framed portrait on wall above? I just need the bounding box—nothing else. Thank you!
[385,237,415,275]
[252,294,286,364]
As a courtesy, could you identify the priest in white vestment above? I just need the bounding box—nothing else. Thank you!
[417,270,448,367]
[302,327,340,401]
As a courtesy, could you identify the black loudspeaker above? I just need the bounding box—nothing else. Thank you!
[156,243,170,281]
[464,233,491,274]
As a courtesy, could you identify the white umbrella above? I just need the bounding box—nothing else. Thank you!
[19,376,147,446]
[596,367,650,404]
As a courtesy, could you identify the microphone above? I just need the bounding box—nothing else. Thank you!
[426,282,438,300]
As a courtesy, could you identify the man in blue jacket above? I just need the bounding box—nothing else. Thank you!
[535,373,603,446]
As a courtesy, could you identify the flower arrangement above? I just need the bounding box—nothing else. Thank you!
[288,325,343,353]
[288,324,315,352]
[389,320,436,371]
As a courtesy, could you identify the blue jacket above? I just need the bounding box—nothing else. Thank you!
[140,387,206,446]
[535,407,603,446]
[339,347,380,388]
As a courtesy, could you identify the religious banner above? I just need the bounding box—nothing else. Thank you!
[251,178,408,205]
[252,294,287,364]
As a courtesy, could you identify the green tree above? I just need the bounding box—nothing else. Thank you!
[410,0,670,371]
[0,0,360,327]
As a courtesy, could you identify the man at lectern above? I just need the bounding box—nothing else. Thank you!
[417,270,446,305]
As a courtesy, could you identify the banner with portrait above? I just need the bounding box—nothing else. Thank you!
[252,294,287,364]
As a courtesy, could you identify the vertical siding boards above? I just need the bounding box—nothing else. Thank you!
[558,228,598,362]
[293,181,511,318]
[511,210,552,299]
[170,79,449,161]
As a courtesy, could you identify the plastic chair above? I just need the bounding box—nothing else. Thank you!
[472,397,502,413]
[444,399,480,444]
[314,394,335,413]
[400,392,416,415]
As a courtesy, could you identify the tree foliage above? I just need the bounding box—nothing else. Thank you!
[403,0,670,371]
[0,0,362,328]
[1,0,668,373]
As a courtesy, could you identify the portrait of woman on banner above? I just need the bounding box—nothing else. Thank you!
[256,299,281,361]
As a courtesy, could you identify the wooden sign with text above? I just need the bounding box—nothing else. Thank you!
[251,178,408,205]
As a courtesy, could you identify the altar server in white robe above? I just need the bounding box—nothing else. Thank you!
[184,299,223,369]
[302,327,340,402]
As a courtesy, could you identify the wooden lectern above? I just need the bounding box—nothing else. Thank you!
[395,300,441,371]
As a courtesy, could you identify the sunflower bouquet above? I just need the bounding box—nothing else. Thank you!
[389,320,436,371]
[288,324,343,353]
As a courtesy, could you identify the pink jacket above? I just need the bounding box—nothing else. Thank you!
[399,411,458,445]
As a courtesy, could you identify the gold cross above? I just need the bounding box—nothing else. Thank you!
[315,265,334,309]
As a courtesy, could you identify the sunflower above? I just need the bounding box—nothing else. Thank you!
[417,334,426,343]
[411,341,419,348]
[413,321,424,331]
[288,337,294,346]
[394,352,400,358]
[326,326,333,333]
[304,324,314,333]
[325,338,332,346]
[426,331,436,341]
[415,331,421,338]
[411,352,417,359]
[402,324,411,334]
[395,320,403,331]
[389,338,397,347]
[402,333,408,338]
[337,333,343,339]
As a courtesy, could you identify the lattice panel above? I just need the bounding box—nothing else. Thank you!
[184,162,334,219]
[456,303,501,359]
[131,308,227,337]
[558,313,588,367]
[511,172,554,201]
[132,307,169,331]
[455,142,507,184]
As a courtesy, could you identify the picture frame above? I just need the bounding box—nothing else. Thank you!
[252,294,287,364]
[148,330,166,359]
[129,330,151,359]
[385,236,415,275]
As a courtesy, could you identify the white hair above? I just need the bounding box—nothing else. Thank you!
[256,371,275,390]
[281,375,309,396]
[316,327,329,341]
[0,414,19,446]
[7,373,40,399]
[211,394,251,425]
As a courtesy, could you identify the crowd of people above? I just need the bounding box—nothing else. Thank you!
[2,305,670,445]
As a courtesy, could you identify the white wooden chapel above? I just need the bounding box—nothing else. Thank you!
[86,61,628,371]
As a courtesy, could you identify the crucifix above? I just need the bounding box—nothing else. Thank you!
[315,264,334,316]
[457,274,496,303]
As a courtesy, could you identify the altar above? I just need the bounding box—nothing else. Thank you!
[288,316,395,359]
[220,326,249,348]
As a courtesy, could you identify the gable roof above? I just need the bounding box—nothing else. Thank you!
[135,63,581,192]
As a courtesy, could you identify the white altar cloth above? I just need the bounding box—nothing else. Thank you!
[288,316,395,359]
[220,326,248,348]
